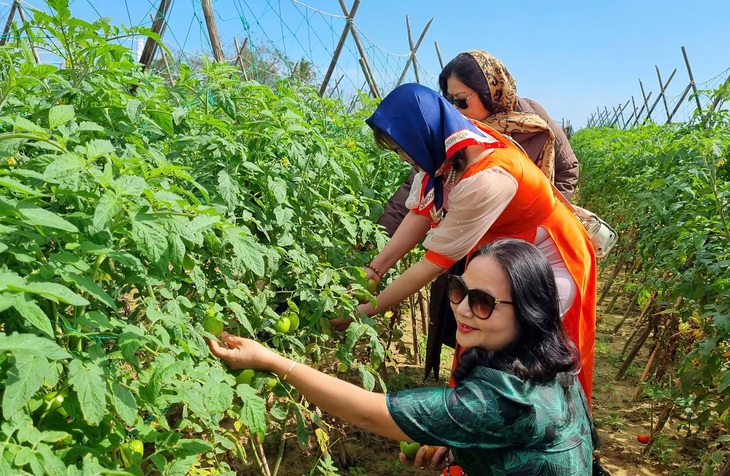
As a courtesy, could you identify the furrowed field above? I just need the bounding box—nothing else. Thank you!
[1,3,729,475]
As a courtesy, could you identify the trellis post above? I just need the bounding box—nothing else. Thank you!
[201,0,225,63]
[396,17,433,86]
[681,46,703,116]
[13,1,39,63]
[234,36,249,80]
[319,0,360,96]
[656,66,677,122]
[0,0,18,47]
[139,0,172,70]
[638,79,653,123]
[339,0,380,98]
[405,15,419,83]
[435,41,444,70]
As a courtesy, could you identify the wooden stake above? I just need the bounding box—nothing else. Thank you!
[396,17,433,86]
[405,16,419,83]
[319,0,360,96]
[15,1,39,63]
[434,41,444,70]
[339,0,380,98]
[681,46,704,119]
[149,13,174,85]
[201,0,225,63]
[598,254,626,304]
[0,0,18,47]
[139,0,172,70]
[234,36,249,79]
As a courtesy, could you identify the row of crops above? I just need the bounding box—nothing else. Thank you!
[571,98,730,473]
[0,2,413,474]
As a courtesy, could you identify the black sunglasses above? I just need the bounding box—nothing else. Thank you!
[444,92,476,109]
[446,274,513,320]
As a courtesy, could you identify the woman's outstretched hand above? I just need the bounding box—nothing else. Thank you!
[207,331,278,371]
[399,445,451,471]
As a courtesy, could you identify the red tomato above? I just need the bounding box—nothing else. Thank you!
[637,433,651,444]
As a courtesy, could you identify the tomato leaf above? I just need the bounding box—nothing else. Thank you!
[68,358,106,425]
[112,381,137,426]
[235,384,267,438]
[2,352,48,418]
[8,281,89,306]
[17,202,78,233]
[10,293,54,337]
[48,105,75,130]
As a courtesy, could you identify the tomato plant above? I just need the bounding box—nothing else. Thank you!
[0,2,412,474]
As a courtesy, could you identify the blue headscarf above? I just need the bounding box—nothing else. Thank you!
[366,83,505,222]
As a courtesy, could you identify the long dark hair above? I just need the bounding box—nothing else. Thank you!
[438,53,508,116]
[452,239,579,385]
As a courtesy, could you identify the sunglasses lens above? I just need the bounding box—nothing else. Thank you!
[447,275,467,304]
[470,291,496,319]
[453,99,468,109]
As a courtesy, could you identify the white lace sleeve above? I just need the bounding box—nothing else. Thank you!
[423,167,518,261]
[405,171,426,210]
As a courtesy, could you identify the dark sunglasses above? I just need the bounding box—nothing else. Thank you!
[444,92,476,109]
[446,274,513,320]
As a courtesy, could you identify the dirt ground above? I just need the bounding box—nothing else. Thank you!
[247,277,709,476]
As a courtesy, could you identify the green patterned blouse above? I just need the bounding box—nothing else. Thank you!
[386,366,592,476]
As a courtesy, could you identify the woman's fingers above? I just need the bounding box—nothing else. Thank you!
[329,316,353,331]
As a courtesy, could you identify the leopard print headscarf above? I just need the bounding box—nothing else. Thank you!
[466,50,555,183]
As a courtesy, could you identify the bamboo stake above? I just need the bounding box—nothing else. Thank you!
[234,37,249,79]
[396,17,433,86]
[434,41,444,69]
[681,46,704,120]
[409,294,420,364]
[405,15,419,83]
[15,2,39,63]
[149,13,174,85]
[418,290,428,337]
[598,254,627,305]
[0,0,18,47]
[615,318,654,380]
[319,0,360,96]
[339,0,380,98]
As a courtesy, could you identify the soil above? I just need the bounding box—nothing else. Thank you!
[244,273,710,476]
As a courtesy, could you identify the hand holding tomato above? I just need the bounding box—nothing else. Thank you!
[399,444,450,470]
[208,331,278,371]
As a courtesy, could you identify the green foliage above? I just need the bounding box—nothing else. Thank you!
[571,82,730,471]
[0,2,410,474]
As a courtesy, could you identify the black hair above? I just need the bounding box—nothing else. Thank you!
[438,53,508,116]
[371,126,469,173]
[452,239,580,385]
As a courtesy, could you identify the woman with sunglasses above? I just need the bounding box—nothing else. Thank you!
[208,239,593,474]
[330,83,597,409]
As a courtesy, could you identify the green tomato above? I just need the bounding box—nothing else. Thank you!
[129,439,144,456]
[202,316,224,336]
[266,377,278,390]
[399,441,421,460]
[44,391,68,417]
[235,369,255,385]
[366,278,378,293]
[275,317,291,333]
[288,313,300,331]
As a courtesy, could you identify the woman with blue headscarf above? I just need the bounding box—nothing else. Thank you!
[331,83,597,411]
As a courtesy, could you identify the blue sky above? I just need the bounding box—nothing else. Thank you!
[8,0,730,129]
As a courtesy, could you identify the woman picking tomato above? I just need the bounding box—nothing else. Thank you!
[209,240,593,474]
[330,83,597,407]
